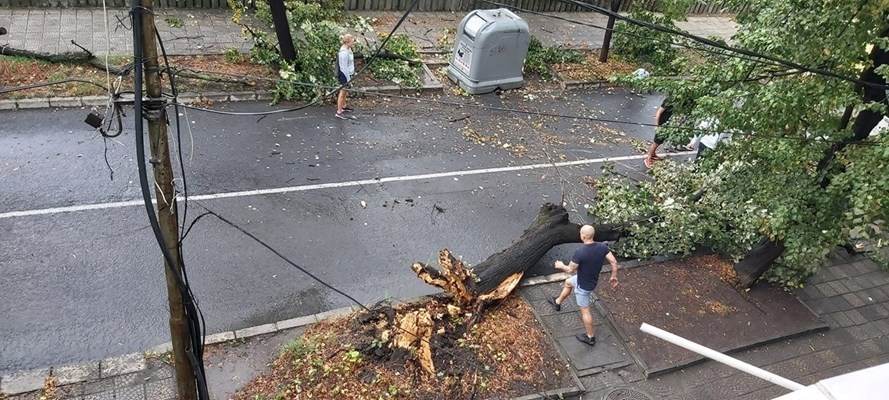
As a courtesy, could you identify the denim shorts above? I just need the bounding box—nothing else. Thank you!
[569,275,594,308]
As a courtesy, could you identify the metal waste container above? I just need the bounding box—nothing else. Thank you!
[447,9,530,95]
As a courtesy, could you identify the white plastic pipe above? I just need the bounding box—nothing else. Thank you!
[640,323,805,391]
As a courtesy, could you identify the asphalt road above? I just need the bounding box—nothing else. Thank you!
[0,88,664,373]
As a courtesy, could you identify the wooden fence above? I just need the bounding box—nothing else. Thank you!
[0,0,227,7]
[345,0,749,13]
[1,0,746,13]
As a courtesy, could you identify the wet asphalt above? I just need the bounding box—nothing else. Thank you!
[0,88,664,373]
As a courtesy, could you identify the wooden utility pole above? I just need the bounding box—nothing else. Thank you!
[599,0,622,62]
[136,1,199,399]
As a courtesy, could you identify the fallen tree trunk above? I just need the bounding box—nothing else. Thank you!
[411,203,627,305]
[0,45,130,76]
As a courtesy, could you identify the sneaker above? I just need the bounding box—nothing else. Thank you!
[343,107,355,113]
[335,112,348,120]
[644,156,655,169]
[575,333,596,346]
[547,296,561,312]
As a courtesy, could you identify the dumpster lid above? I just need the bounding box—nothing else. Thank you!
[464,14,487,38]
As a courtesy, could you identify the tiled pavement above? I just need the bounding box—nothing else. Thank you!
[0,8,738,57]
[519,250,889,400]
[0,8,251,56]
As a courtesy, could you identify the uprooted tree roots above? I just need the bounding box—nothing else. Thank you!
[236,294,572,399]
[402,203,628,372]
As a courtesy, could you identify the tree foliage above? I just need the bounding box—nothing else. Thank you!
[612,0,696,73]
[599,0,889,288]
[231,0,419,101]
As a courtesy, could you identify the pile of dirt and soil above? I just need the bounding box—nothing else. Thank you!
[234,295,573,399]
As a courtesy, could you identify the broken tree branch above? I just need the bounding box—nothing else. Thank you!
[0,44,130,76]
[411,203,630,303]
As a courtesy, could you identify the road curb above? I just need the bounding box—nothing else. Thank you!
[0,305,355,396]
[0,90,269,111]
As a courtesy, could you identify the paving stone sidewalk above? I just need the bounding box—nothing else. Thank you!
[0,8,251,56]
[0,8,737,57]
[526,250,889,400]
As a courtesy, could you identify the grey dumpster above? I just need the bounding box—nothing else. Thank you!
[447,9,530,95]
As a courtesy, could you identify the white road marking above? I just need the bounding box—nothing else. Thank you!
[0,153,679,220]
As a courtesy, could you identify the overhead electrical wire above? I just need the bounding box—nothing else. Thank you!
[163,2,546,394]
[477,0,789,70]
[193,201,559,400]
[554,0,888,90]
[154,25,212,400]
[165,68,882,147]
[129,3,209,399]
[0,79,109,95]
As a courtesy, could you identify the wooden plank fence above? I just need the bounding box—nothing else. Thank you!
[342,0,747,13]
[0,0,227,7]
[0,0,745,13]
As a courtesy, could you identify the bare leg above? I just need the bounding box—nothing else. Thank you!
[647,142,660,158]
[336,90,347,113]
[555,278,573,305]
[579,306,596,338]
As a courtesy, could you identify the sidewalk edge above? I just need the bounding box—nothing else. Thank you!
[0,305,355,396]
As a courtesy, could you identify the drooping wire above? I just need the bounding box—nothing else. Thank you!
[129,4,209,399]
[163,69,883,148]
[554,0,887,90]
[193,201,553,399]
[0,79,108,95]
[153,19,214,400]
[477,0,787,70]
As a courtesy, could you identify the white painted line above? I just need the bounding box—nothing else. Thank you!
[0,153,678,220]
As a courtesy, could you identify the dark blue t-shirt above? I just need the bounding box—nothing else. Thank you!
[572,242,610,291]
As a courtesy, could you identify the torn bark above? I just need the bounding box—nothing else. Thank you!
[0,45,130,76]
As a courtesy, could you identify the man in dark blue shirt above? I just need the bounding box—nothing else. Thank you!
[548,225,619,346]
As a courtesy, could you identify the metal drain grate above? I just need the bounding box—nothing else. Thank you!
[603,387,654,400]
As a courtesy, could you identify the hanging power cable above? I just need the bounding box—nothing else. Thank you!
[553,0,887,90]
[129,3,209,399]
[163,69,881,147]
[476,0,787,70]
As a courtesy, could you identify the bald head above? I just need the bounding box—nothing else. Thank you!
[580,225,595,242]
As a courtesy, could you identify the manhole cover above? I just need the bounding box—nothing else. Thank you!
[603,387,654,400]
